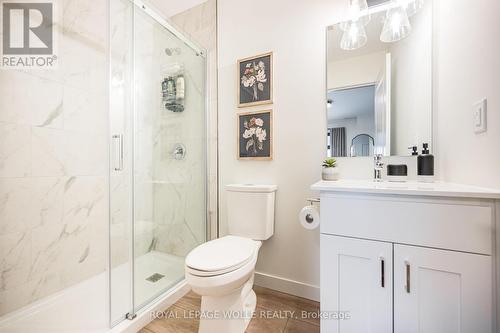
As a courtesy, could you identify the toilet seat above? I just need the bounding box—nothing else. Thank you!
[186,235,261,277]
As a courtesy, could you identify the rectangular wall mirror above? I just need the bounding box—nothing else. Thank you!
[326,0,433,157]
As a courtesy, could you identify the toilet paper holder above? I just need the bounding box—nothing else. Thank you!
[300,200,320,229]
[306,198,320,205]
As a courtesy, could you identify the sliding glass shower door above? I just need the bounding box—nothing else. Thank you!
[109,0,207,325]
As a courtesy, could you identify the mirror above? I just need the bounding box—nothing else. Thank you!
[326,0,432,157]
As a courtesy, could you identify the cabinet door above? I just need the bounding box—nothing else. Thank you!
[394,244,492,333]
[321,235,393,333]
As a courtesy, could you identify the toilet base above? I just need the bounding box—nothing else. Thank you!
[198,276,257,333]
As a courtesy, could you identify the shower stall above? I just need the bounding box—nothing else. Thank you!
[109,0,208,325]
[0,0,209,331]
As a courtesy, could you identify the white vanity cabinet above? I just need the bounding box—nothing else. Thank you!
[312,180,500,333]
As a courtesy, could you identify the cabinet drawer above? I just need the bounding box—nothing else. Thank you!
[320,194,493,255]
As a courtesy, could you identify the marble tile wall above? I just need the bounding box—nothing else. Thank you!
[0,0,108,316]
[170,0,218,242]
[131,8,156,259]
[109,0,133,272]
[149,0,217,257]
[108,3,135,321]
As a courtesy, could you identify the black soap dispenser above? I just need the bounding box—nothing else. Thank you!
[417,143,434,182]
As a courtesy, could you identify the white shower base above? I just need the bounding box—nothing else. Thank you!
[111,251,185,322]
[0,251,187,333]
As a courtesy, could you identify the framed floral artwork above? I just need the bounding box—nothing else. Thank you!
[237,52,273,107]
[237,110,273,160]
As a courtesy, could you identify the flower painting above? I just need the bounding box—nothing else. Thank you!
[238,52,273,107]
[238,110,273,160]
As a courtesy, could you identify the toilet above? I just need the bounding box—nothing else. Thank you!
[185,184,277,333]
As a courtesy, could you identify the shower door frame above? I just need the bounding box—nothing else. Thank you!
[109,0,210,326]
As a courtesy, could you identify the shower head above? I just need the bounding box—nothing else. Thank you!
[164,47,181,56]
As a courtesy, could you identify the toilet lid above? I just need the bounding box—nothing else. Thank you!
[185,236,260,273]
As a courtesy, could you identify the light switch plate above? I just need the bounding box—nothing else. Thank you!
[473,99,487,134]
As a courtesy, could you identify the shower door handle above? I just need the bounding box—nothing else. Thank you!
[112,134,124,171]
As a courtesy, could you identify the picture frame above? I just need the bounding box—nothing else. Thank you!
[237,110,273,160]
[237,52,273,108]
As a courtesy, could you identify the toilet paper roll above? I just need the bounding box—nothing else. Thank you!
[299,205,320,230]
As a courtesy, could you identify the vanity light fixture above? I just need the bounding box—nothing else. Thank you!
[339,0,370,50]
[380,0,412,43]
[338,0,424,49]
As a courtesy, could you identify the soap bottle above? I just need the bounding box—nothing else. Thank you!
[417,143,434,182]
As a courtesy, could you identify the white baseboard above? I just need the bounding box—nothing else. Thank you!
[254,271,320,302]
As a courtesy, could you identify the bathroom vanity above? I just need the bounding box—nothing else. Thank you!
[312,180,500,333]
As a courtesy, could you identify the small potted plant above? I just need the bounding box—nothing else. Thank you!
[322,158,339,181]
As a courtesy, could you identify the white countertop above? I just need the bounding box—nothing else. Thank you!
[311,179,500,199]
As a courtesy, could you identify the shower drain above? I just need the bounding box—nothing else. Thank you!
[146,273,165,283]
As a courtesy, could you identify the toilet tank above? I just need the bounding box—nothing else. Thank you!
[225,184,277,240]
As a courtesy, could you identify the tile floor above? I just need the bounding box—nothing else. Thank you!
[140,286,320,333]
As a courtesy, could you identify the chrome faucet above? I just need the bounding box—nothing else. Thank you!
[374,154,384,182]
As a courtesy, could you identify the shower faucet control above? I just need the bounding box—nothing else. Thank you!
[173,144,186,160]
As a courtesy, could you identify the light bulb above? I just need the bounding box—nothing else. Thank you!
[340,20,367,50]
[380,2,412,43]
[405,0,424,16]
[340,0,370,31]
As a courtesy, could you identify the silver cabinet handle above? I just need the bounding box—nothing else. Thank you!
[112,134,123,171]
[380,257,385,288]
[405,260,411,293]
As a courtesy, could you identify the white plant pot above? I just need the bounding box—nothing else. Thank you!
[322,167,339,181]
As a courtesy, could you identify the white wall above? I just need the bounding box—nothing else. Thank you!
[435,0,500,189]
